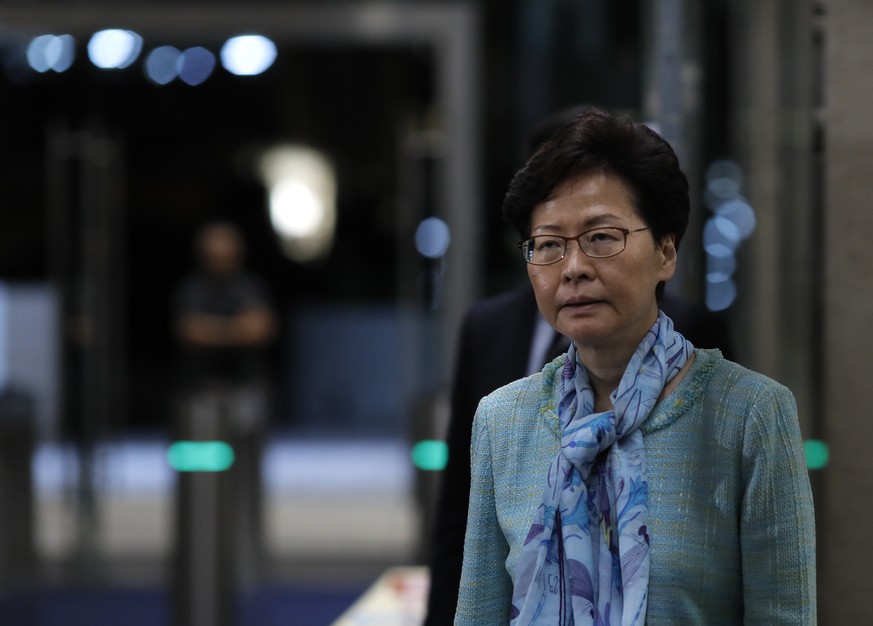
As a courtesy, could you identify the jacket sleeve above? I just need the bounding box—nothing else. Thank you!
[454,398,513,625]
[740,383,817,624]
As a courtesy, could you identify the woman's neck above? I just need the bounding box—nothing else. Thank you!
[576,346,633,412]
[576,336,697,412]
[574,307,661,410]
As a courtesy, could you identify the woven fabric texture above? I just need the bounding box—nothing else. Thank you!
[455,349,816,626]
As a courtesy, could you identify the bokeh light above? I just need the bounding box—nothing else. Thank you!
[803,439,829,470]
[703,215,742,251]
[178,46,216,86]
[411,440,449,471]
[259,144,337,263]
[415,217,451,259]
[714,197,757,239]
[27,34,76,73]
[704,244,737,281]
[144,45,181,85]
[704,159,744,208]
[702,159,756,312]
[270,181,323,238]
[88,29,143,69]
[705,276,738,312]
[220,35,277,76]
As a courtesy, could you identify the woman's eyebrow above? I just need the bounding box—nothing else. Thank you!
[530,213,626,234]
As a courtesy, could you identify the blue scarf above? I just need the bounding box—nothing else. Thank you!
[511,311,693,626]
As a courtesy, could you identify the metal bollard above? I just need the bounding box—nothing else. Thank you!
[0,389,36,587]
[171,389,236,626]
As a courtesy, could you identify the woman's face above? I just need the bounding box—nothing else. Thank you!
[527,171,676,354]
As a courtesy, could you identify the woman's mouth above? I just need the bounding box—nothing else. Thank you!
[562,298,604,312]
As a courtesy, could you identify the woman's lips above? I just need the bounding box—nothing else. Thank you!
[561,298,604,312]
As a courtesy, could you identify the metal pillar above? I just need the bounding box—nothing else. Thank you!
[45,120,127,562]
[0,390,36,585]
[172,391,236,626]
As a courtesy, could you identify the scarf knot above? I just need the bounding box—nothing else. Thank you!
[511,311,693,626]
[561,412,614,482]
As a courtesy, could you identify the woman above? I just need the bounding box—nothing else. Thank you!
[454,109,816,625]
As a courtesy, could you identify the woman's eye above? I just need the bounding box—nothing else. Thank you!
[588,230,620,243]
[536,238,562,250]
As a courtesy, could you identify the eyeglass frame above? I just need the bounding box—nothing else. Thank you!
[517,226,650,265]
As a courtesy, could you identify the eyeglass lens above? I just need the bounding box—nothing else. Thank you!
[522,228,626,264]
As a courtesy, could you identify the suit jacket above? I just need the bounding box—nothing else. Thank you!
[424,286,540,626]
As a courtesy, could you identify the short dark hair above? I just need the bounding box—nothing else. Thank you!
[503,108,690,251]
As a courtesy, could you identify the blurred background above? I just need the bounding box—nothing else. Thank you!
[0,0,870,624]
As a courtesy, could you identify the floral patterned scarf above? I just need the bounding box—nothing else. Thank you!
[511,311,693,626]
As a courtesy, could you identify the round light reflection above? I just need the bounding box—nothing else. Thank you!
[144,46,181,85]
[706,160,744,187]
[715,198,757,239]
[259,144,337,263]
[270,181,323,238]
[703,215,741,251]
[415,217,451,259]
[179,46,216,86]
[27,34,76,73]
[220,35,277,76]
[88,29,143,69]
[705,245,737,277]
[706,277,737,312]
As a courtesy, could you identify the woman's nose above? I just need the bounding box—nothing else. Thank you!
[561,240,595,281]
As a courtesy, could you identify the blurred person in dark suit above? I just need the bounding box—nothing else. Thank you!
[423,108,733,625]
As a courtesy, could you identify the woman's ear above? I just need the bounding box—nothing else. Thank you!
[658,234,678,280]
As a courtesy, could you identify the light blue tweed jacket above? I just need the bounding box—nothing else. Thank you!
[455,349,816,625]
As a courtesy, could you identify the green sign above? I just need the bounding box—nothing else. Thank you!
[167,441,235,472]
[803,439,829,471]
[411,439,449,471]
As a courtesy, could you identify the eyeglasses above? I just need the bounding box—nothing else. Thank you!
[517,226,650,265]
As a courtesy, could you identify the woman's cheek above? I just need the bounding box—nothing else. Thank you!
[528,270,559,317]
[527,269,550,298]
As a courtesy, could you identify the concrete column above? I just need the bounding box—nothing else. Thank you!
[821,0,873,622]
[640,0,707,303]
[727,0,819,435]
